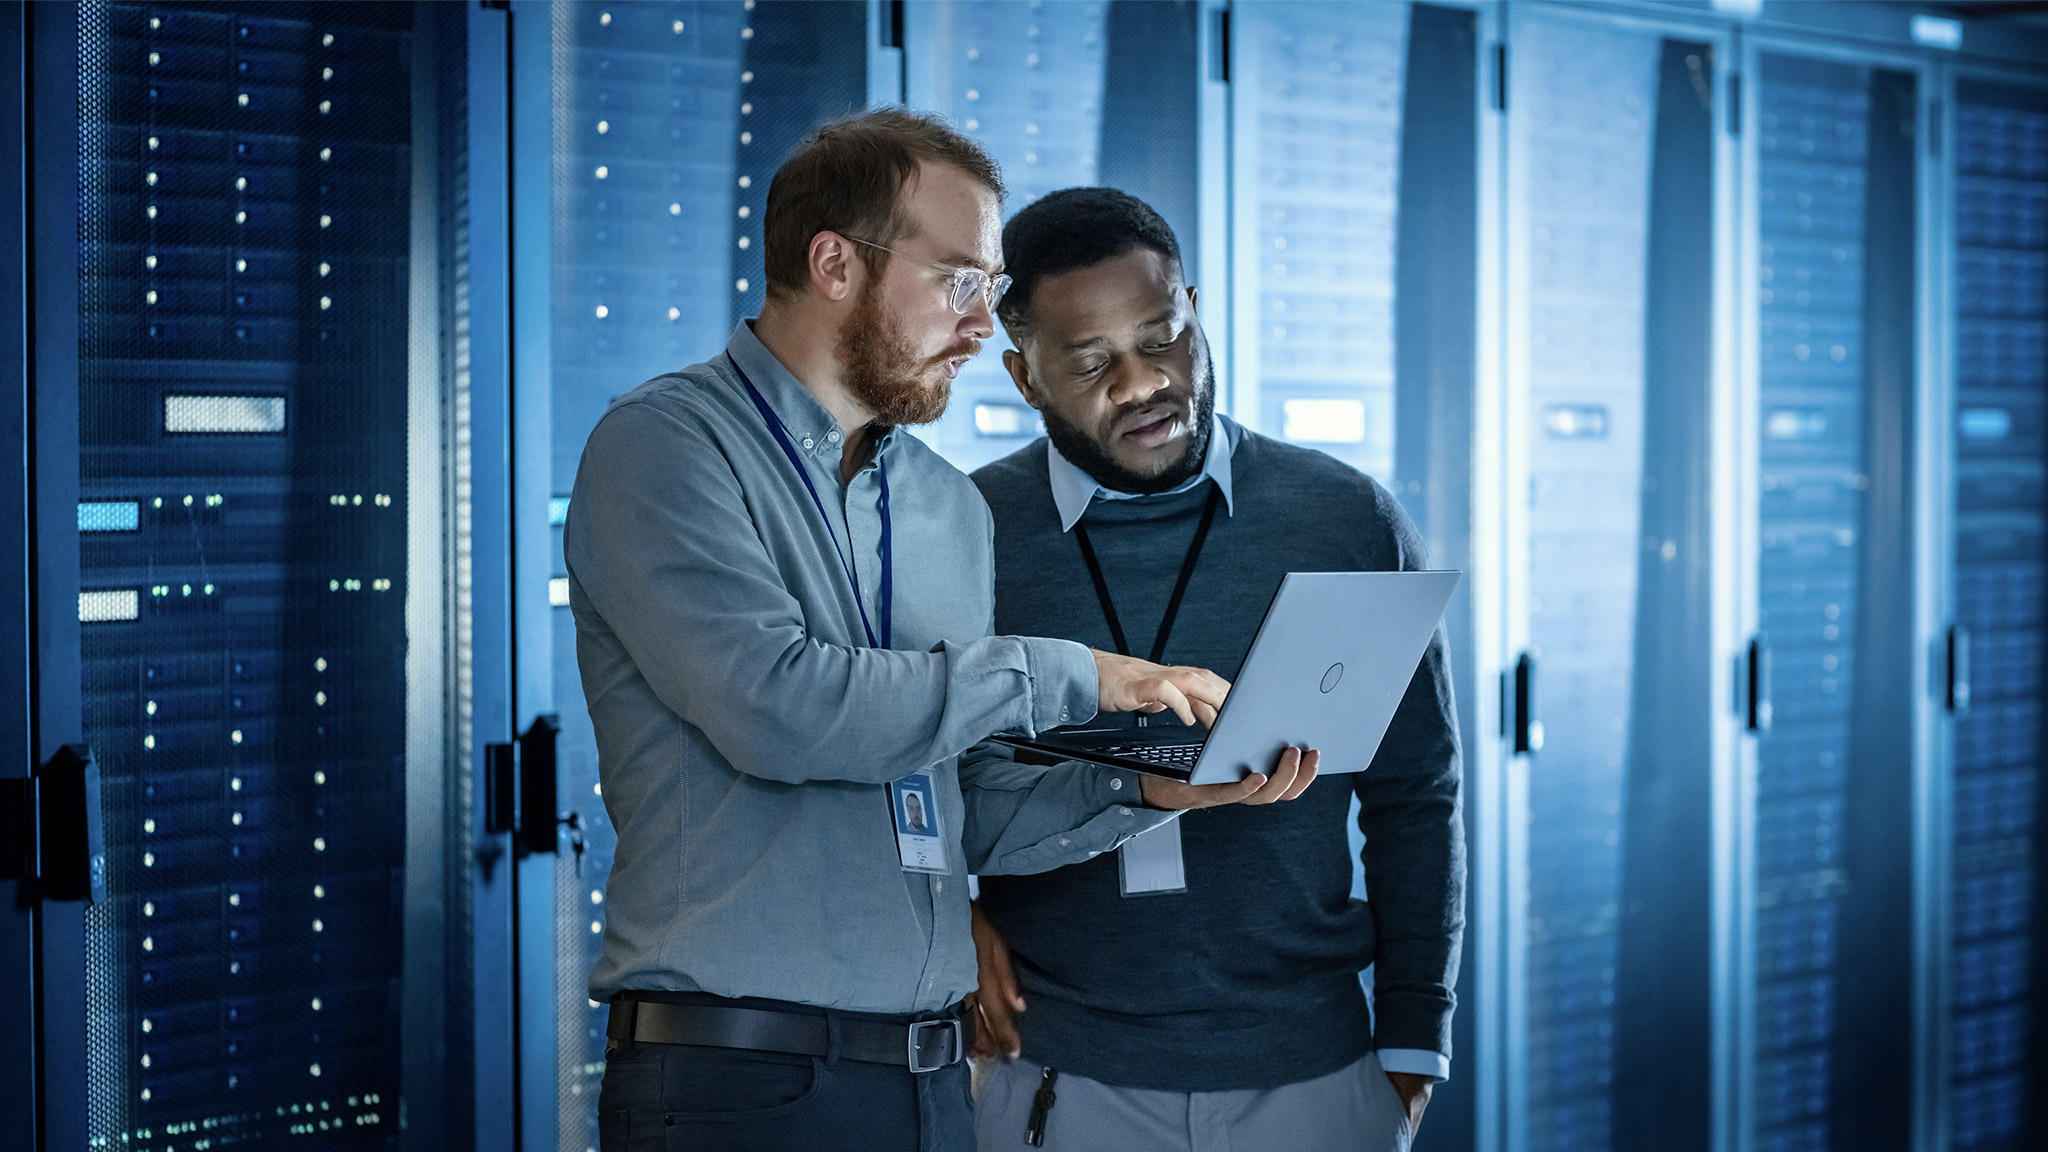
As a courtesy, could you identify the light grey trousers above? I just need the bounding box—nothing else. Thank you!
[972,1050,1414,1152]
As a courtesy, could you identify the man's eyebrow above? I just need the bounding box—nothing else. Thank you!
[935,248,1001,274]
[1058,310,1180,353]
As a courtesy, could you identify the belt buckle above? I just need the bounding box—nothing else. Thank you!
[906,1019,961,1073]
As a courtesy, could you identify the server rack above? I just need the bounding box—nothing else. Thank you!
[1734,30,1937,1152]
[1946,70,2048,1152]
[1495,11,1736,1152]
[1219,6,1489,1147]
[53,2,444,1148]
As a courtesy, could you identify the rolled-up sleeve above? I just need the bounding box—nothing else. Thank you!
[566,398,1099,786]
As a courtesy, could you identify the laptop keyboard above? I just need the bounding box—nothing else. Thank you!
[1099,742,1204,769]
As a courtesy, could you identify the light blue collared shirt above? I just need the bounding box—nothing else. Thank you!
[1040,411,1450,1083]
[567,323,1173,1013]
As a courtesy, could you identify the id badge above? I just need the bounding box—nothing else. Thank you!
[888,769,950,874]
[1118,818,1187,897]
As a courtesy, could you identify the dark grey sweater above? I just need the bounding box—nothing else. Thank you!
[971,425,1465,1092]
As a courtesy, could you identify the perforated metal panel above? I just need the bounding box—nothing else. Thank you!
[74,3,415,1146]
[1950,79,2047,1152]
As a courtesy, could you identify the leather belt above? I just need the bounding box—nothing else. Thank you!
[606,997,968,1073]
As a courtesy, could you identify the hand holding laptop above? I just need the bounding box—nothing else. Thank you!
[1140,744,1321,810]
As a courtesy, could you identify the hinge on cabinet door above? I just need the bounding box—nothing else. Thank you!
[0,775,36,882]
[1727,72,1742,136]
[484,740,518,837]
[0,746,106,902]
[1493,43,1508,112]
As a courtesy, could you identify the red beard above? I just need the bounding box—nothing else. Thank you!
[837,278,976,428]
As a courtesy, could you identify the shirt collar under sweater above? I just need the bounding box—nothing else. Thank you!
[1045,412,1240,532]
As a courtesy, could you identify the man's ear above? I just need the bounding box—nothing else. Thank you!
[808,231,860,304]
[1001,348,1042,410]
[1186,285,1199,315]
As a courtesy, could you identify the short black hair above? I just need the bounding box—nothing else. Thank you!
[997,187,1183,337]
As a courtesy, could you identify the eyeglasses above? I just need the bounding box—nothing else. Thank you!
[846,236,1012,316]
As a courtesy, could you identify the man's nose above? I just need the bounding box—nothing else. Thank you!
[958,294,995,341]
[1106,362,1171,407]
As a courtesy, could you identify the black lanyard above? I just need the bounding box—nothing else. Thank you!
[1072,484,1222,666]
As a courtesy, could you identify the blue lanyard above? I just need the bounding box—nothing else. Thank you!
[729,355,892,650]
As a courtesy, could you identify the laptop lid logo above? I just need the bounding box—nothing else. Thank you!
[1320,663,1344,694]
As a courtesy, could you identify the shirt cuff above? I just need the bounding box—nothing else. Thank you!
[1377,1048,1450,1082]
[985,767,1175,874]
[1019,636,1098,733]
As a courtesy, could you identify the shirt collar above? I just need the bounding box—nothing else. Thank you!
[724,319,892,464]
[1046,413,1238,533]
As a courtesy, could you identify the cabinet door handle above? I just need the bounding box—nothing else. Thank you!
[483,715,563,856]
[1745,635,1773,733]
[1946,624,1971,715]
[1512,652,1543,755]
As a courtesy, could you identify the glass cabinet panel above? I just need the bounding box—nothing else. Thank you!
[1949,77,2048,1152]
[1507,14,1721,1152]
[73,4,425,1146]
[1750,52,1919,1152]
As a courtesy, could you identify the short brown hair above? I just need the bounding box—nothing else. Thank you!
[763,108,1004,300]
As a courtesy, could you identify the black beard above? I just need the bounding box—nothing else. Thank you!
[1041,355,1217,496]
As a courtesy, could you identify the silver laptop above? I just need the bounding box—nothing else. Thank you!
[994,571,1459,786]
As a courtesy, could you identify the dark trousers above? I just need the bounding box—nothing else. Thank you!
[597,1033,974,1152]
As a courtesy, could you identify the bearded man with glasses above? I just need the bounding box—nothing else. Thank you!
[565,110,1322,1152]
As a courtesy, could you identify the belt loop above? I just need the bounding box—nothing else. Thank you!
[605,996,638,1055]
[824,1009,842,1066]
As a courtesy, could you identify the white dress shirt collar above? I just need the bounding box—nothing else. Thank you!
[1046,413,1238,533]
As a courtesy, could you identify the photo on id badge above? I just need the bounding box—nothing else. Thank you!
[890,769,948,874]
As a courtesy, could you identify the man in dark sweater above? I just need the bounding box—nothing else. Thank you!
[965,189,1464,1151]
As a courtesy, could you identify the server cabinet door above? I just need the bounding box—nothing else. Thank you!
[41,3,470,1149]
[517,6,870,1151]
[1947,75,2048,1152]
[1746,50,1922,1152]
[0,0,29,1140]
[1222,4,1490,1146]
[1501,10,1726,1152]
